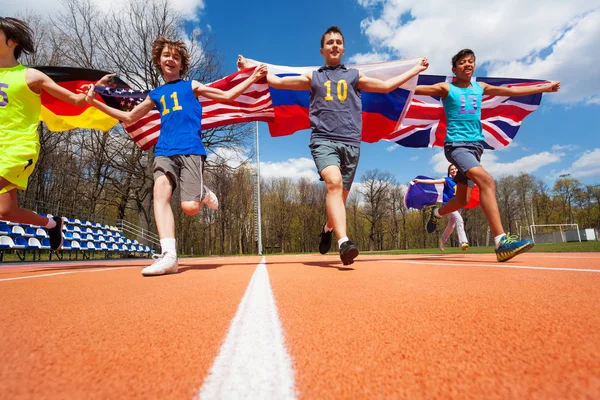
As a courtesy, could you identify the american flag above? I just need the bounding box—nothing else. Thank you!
[95,67,274,150]
[387,75,548,150]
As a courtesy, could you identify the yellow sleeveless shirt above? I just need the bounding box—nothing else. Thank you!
[0,63,41,146]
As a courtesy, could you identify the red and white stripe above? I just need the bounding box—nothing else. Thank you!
[124,67,274,150]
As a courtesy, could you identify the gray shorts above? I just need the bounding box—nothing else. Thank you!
[309,139,360,191]
[444,141,484,188]
[153,155,205,202]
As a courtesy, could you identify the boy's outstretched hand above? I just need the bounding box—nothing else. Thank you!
[251,64,268,80]
[416,57,429,73]
[545,81,560,92]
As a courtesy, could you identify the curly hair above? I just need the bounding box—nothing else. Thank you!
[0,17,35,60]
[151,37,190,77]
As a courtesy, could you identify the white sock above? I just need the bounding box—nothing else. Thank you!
[45,218,56,229]
[160,238,177,256]
[337,237,349,247]
[433,208,441,218]
[494,234,506,249]
[323,224,333,233]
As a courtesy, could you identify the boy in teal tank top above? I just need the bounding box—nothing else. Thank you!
[0,17,101,251]
[414,49,560,262]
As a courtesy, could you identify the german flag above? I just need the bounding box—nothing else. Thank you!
[33,66,126,132]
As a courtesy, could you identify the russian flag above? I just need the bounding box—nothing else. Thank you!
[243,59,422,143]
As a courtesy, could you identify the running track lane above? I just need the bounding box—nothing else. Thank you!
[267,253,600,399]
[0,257,261,399]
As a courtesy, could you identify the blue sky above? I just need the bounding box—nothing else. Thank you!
[9,0,600,187]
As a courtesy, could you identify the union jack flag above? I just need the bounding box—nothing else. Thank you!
[95,67,274,150]
[387,75,548,150]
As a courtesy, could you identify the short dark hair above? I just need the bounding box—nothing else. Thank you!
[321,26,344,48]
[451,49,475,68]
[0,17,35,60]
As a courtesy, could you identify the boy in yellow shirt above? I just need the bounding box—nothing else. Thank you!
[0,17,101,250]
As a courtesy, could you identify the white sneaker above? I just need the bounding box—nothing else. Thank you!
[141,252,178,276]
[439,238,445,253]
[202,186,219,210]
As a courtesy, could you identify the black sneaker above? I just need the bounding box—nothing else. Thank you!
[48,216,64,251]
[319,225,333,254]
[339,240,359,266]
[426,205,441,234]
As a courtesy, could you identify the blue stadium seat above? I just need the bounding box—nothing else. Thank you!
[0,225,11,236]
[13,237,27,249]
[24,227,36,238]
[40,238,51,250]
[62,240,72,250]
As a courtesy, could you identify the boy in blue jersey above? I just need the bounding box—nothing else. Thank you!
[238,26,429,266]
[413,164,469,252]
[415,49,560,262]
[85,37,267,275]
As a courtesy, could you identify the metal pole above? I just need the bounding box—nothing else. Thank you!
[255,121,263,255]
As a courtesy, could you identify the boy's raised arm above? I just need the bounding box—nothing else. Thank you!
[83,84,156,124]
[480,81,560,97]
[194,64,268,102]
[237,54,311,91]
[414,82,450,97]
[358,57,429,93]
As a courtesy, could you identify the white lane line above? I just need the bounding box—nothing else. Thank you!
[378,260,600,273]
[198,256,296,400]
[0,267,134,282]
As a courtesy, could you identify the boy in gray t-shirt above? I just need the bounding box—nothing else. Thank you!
[238,26,428,265]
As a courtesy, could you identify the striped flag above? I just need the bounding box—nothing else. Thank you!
[388,75,548,150]
[243,58,421,143]
[95,67,274,150]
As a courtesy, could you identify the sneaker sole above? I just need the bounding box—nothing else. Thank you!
[341,247,359,266]
[141,267,179,276]
[496,242,534,262]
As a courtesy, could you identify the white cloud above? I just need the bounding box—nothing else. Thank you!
[386,144,398,152]
[355,0,600,106]
[207,147,250,169]
[556,148,600,178]
[348,52,391,64]
[551,144,579,152]
[259,157,320,182]
[430,148,564,177]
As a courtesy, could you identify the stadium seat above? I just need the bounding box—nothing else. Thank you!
[11,226,26,237]
[71,241,81,251]
[24,227,36,238]
[62,240,72,250]
[36,228,48,238]
[0,225,11,236]
[13,237,27,249]
[27,238,42,249]
[40,239,51,250]
[72,232,82,241]
[0,236,13,249]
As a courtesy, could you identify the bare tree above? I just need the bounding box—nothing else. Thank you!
[361,169,394,251]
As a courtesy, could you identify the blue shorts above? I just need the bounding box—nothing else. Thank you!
[444,141,484,188]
